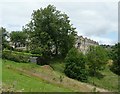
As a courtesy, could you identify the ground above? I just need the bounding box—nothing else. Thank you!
[1,59,119,92]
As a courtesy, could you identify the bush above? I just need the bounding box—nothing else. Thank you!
[64,48,88,82]
[110,43,120,75]
[36,56,48,65]
[86,46,108,76]
[14,49,23,52]
[31,47,43,55]
[2,51,30,63]
[4,44,14,51]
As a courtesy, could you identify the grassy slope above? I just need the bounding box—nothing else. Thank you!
[0,59,2,81]
[2,59,73,92]
[88,67,119,92]
[2,59,118,92]
[50,61,118,92]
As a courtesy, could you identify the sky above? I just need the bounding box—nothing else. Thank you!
[0,0,118,45]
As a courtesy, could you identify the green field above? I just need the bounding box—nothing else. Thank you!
[2,59,119,92]
[2,59,73,92]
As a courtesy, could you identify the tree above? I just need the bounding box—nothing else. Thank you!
[64,48,88,82]
[10,31,27,48]
[110,43,120,75]
[87,46,108,76]
[0,27,9,50]
[100,44,113,60]
[23,5,76,58]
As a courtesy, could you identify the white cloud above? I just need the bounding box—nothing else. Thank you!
[0,1,118,45]
[0,0,119,3]
[89,36,117,45]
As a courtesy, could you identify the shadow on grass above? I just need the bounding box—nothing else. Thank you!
[89,72,105,80]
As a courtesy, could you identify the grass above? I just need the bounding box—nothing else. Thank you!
[51,59,119,92]
[50,59,65,74]
[0,59,2,82]
[2,59,73,92]
[2,58,118,92]
[2,67,72,92]
[1,59,96,92]
[50,60,119,92]
[88,67,119,92]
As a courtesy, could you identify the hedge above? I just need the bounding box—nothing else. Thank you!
[2,50,30,63]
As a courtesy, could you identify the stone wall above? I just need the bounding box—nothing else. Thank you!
[75,35,99,54]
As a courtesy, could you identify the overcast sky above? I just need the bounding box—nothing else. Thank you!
[0,0,118,45]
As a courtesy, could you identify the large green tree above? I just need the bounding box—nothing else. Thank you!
[23,5,76,57]
[10,31,27,48]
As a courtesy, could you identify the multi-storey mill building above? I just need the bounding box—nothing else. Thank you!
[75,35,99,54]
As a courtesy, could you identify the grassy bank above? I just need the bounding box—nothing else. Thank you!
[2,59,73,92]
[88,67,119,92]
[50,60,119,92]
[2,59,118,92]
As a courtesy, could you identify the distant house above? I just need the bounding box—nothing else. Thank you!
[9,35,99,54]
[75,35,99,54]
[9,41,26,51]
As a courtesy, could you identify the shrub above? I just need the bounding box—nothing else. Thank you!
[86,46,108,76]
[2,51,30,63]
[31,47,43,55]
[14,49,23,52]
[64,48,88,82]
[36,56,48,65]
[110,43,120,75]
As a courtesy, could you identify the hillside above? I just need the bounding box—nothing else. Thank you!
[50,60,118,92]
[2,59,117,92]
[2,59,73,92]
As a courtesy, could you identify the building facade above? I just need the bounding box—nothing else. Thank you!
[75,35,99,54]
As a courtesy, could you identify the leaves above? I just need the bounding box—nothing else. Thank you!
[64,48,88,82]
[87,46,108,76]
[0,27,9,50]
[24,4,77,57]
[110,43,120,75]
[10,31,27,48]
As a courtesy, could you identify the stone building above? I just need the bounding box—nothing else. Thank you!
[9,34,99,54]
[9,41,27,50]
[75,35,99,54]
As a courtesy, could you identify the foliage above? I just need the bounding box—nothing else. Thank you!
[2,50,29,63]
[100,44,113,60]
[50,59,65,73]
[0,27,9,50]
[64,48,88,82]
[110,43,120,75]
[31,47,43,55]
[86,46,108,76]
[10,31,27,48]
[36,56,49,65]
[23,5,77,57]
[88,67,118,91]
